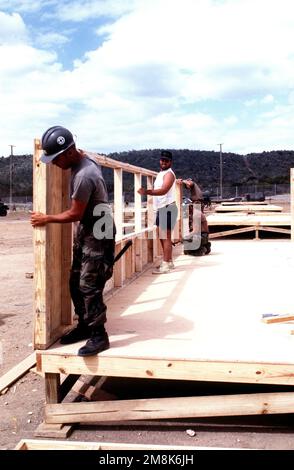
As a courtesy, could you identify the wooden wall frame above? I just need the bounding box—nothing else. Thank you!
[33,142,182,349]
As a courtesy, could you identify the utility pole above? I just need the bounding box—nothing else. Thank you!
[9,145,15,207]
[219,143,223,200]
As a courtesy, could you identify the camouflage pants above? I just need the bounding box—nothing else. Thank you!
[69,224,115,330]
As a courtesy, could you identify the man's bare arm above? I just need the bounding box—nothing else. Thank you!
[138,172,175,196]
[31,198,87,227]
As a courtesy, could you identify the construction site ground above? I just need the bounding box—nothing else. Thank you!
[1,211,294,451]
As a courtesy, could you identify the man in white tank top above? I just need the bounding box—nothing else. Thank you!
[138,150,178,274]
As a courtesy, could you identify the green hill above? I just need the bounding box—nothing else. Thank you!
[0,155,33,198]
[0,149,293,198]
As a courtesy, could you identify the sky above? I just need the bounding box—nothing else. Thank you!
[1,0,294,157]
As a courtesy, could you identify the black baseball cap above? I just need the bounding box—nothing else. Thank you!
[160,150,172,160]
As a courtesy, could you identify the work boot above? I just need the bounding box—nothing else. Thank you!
[78,328,110,356]
[60,323,91,345]
[194,246,207,256]
[183,250,192,255]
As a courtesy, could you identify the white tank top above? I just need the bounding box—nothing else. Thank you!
[153,168,176,210]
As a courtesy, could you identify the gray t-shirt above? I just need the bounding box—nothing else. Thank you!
[71,155,109,225]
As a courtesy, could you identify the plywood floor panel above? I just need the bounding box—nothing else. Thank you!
[39,241,294,371]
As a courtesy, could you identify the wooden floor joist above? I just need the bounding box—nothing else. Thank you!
[263,314,294,324]
[45,391,294,424]
[207,212,291,239]
[214,204,283,212]
[0,352,36,394]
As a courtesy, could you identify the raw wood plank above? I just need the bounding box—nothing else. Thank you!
[33,139,48,347]
[39,353,294,386]
[263,314,294,324]
[72,375,100,397]
[16,438,201,450]
[45,391,294,424]
[134,174,143,272]
[147,232,154,263]
[147,176,154,228]
[89,151,157,177]
[258,226,291,235]
[36,325,75,351]
[135,235,143,272]
[113,241,124,287]
[0,353,36,393]
[131,236,136,273]
[209,226,256,238]
[174,181,183,241]
[29,366,44,378]
[114,168,123,241]
[222,201,268,206]
[34,422,73,439]
[207,213,290,227]
[125,240,133,279]
[33,139,65,348]
[15,441,27,450]
[134,173,142,234]
[45,373,61,404]
[142,231,148,266]
[215,204,283,212]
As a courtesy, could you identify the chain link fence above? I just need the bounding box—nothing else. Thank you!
[0,196,33,212]
[202,183,290,201]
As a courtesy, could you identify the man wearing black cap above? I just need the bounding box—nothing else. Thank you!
[138,150,178,274]
[30,126,115,356]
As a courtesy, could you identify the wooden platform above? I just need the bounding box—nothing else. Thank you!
[214,204,283,212]
[207,213,291,238]
[35,240,294,427]
[38,240,294,384]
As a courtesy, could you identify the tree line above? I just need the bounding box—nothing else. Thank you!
[0,149,293,197]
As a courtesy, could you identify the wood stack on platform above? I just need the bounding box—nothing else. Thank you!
[207,182,294,239]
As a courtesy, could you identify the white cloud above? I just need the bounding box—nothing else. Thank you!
[1,0,294,157]
[288,91,294,105]
[244,99,257,107]
[261,94,274,104]
[70,0,294,102]
[224,116,238,126]
[0,43,57,72]
[36,31,70,48]
[0,1,57,13]
[0,11,28,44]
[54,0,139,22]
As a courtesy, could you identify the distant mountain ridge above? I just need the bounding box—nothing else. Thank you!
[0,149,293,197]
[108,149,294,190]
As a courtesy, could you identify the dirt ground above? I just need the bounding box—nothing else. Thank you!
[0,212,34,375]
[1,210,294,451]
